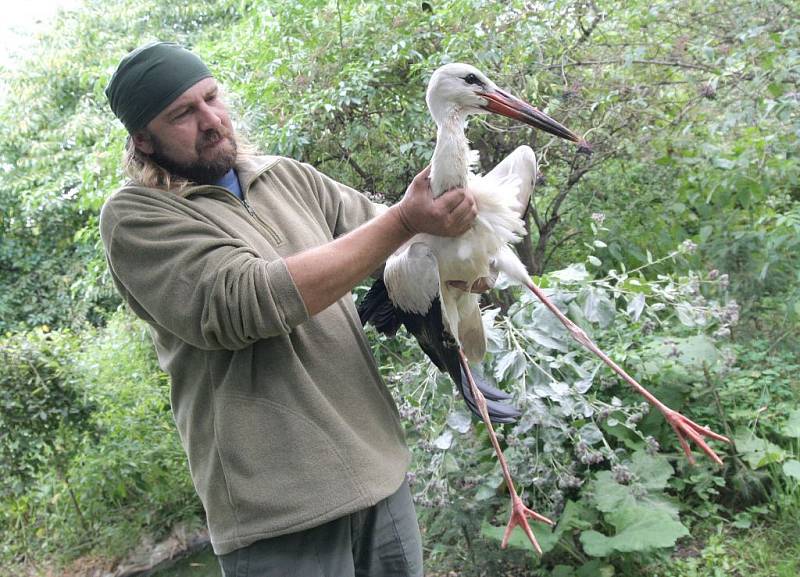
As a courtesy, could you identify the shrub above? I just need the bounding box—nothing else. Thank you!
[0,312,200,564]
[370,242,748,574]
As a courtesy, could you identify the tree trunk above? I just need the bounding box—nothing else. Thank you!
[515,212,538,275]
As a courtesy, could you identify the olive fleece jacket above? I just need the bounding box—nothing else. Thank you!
[99,155,411,555]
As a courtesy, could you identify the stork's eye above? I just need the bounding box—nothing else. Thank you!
[464,73,483,86]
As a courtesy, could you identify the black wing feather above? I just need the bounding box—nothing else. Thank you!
[358,278,520,424]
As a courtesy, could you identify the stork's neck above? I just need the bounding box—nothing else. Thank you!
[430,108,471,198]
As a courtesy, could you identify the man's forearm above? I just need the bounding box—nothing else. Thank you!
[285,206,412,316]
[286,164,477,317]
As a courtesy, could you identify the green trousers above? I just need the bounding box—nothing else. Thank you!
[217,481,423,577]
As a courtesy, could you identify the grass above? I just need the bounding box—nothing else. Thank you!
[651,522,799,577]
[152,547,220,577]
[647,487,800,577]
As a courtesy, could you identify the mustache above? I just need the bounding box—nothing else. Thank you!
[147,128,238,184]
[196,127,233,153]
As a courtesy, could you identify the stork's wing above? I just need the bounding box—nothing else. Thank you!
[383,242,441,315]
[358,276,402,336]
[358,277,520,424]
[484,145,538,219]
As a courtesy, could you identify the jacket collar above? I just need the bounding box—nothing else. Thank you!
[173,154,281,199]
[234,154,282,194]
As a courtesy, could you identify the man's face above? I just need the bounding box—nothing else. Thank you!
[133,77,237,183]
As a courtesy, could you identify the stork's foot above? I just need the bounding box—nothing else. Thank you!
[662,407,731,466]
[501,492,554,556]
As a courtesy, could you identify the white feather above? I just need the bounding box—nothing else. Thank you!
[384,242,440,314]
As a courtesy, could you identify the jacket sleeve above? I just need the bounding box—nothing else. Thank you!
[100,193,309,351]
[297,161,390,238]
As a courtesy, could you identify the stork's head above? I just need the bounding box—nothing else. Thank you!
[426,63,587,147]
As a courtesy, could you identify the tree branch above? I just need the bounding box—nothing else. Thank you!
[576,1,602,45]
[335,142,374,191]
[543,230,581,271]
[546,58,716,73]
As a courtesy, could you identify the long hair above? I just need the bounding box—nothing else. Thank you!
[123,135,187,190]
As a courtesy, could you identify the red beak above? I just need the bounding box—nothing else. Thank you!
[479,88,590,150]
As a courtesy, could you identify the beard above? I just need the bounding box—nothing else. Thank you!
[149,128,238,184]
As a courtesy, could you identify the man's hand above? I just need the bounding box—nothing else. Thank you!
[394,166,478,237]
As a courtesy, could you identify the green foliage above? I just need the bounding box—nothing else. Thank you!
[0,328,96,498]
[0,312,199,563]
[646,478,800,577]
[2,0,799,327]
[735,432,786,470]
[579,508,688,557]
[373,246,750,574]
[0,0,245,331]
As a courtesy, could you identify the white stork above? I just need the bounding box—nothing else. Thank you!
[369,63,731,555]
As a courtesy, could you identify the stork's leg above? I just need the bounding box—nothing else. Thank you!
[523,280,731,465]
[458,350,554,555]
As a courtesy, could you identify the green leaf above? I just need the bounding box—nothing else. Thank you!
[494,349,526,382]
[580,506,689,556]
[590,451,678,518]
[630,450,675,491]
[550,263,590,283]
[782,409,800,438]
[675,302,699,327]
[474,485,496,501]
[782,459,800,480]
[578,422,604,445]
[557,499,593,532]
[443,453,461,474]
[433,429,453,450]
[734,431,786,469]
[591,470,679,518]
[713,157,735,169]
[767,82,785,98]
[577,561,615,577]
[732,512,752,529]
[626,293,645,322]
[581,287,615,328]
[524,327,568,352]
[641,336,720,378]
[446,410,471,434]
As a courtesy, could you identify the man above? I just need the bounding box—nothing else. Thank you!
[100,42,477,576]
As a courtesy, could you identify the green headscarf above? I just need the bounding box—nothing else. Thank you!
[105,41,212,133]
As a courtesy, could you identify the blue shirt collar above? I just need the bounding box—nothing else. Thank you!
[213,168,242,199]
